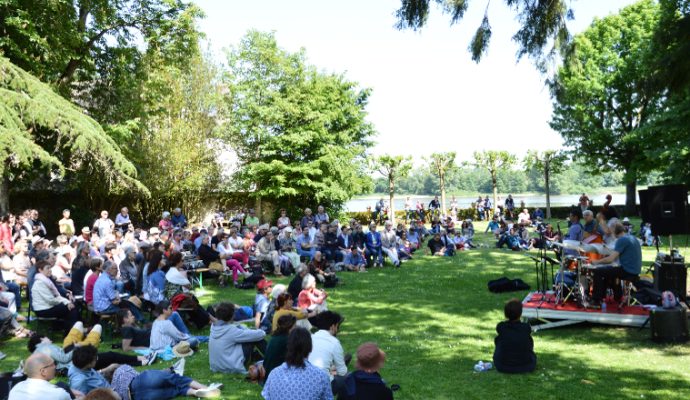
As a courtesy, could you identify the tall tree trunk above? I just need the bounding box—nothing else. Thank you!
[255,181,262,222]
[0,174,9,214]
[439,172,446,218]
[544,167,552,220]
[625,175,637,216]
[388,175,396,224]
[492,172,498,215]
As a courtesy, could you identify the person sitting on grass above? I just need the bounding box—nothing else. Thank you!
[117,308,192,352]
[254,279,274,329]
[272,293,312,332]
[337,342,393,400]
[209,302,267,374]
[486,217,500,237]
[309,311,349,394]
[71,346,222,399]
[298,274,328,314]
[150,300,205,354]
[427,233,452,257]
[496,228,521,251]
[9,353,77,400]
[28,322,154,371]
[341,247,367,272]
[264,314,298,381]
[493,299,537,374]
[406,226,420,251]
[309,251,336,283]
[288,264,310,304]
[262,327,333,400]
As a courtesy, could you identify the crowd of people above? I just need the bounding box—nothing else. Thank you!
[0,205,412,399]
[0,194,646,399]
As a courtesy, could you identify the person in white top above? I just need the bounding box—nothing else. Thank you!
[9,353,78,400]
[93,210,115,238]
[517,209,531,226]
[308,311,348,394]
[380,222,400,267]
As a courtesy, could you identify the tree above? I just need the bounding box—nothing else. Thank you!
[550,0,663,215]
[0,0,200,94]
[472,151,516,213]
[394,0,573,67]
[425,152,456,216]
[126,50,224,223]
[0,56,147,213]
[524,150,568,219]
[373,155,413,224]
[223,31,375,217]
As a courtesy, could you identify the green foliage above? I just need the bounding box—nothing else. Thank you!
[223,31,375,213]
[0,56,148,212]
[372,154,413,223]
[0,0,201,93]
[395,0,573,67]
[550,0,663,212]
[472,150,516,210]
[524,150,569,218]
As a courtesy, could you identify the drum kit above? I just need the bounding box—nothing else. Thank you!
[551,241,620,308]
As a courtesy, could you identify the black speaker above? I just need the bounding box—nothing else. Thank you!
[638,184,689,235]
[650,305,689,343]
[653,261,688,301]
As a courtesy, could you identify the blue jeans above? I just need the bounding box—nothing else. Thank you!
[99,301,144,322]
[365,246,383,266]
[168,311,189,334]
[5,282,20,311]
[130,370,193,400]
[297,248,315,259]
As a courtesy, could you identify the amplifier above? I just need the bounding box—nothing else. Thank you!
[650,304,689,343]
[653,261,688,301]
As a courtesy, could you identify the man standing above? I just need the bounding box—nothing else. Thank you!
[590,222,642,306]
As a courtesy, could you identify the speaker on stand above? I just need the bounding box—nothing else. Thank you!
[638,184,689,302]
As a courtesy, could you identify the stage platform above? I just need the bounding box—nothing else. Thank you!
[522,292,650,331]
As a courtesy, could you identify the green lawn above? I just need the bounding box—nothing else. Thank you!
[2,220,689,399]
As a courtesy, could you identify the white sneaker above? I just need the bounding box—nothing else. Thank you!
[207,383,223,390]
[194,388,220,398]
[171,357,185,376]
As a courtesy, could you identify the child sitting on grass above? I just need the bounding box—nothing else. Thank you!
[493,299,537,373]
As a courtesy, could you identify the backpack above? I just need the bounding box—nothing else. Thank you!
[488,277,531,293]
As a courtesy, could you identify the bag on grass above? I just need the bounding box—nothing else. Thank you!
[488,277,530,293]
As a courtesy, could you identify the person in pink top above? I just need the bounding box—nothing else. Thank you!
[158,211,173,234]
[297,274,328,313]
[84,258,103,305]
[0,214,13,254]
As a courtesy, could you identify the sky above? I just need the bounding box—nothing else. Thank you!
[193,0,638,166]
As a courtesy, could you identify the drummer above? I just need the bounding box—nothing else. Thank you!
[589,222,642,306]
[563,210,583,257]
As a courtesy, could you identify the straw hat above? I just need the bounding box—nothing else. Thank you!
[172,341,194,357]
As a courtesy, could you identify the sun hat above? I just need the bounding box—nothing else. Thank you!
[81,227,91,234]
[149,227,160,235]
[172,341,194,357]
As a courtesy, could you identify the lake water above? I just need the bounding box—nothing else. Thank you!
[344,193,636,212]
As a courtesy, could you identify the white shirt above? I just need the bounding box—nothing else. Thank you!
[307,329,347,381]
[217,240,239,256]
[9,378,71,400]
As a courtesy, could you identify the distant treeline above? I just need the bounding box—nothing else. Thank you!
[370,163,662,196]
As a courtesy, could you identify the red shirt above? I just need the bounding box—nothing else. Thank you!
[85,272,100,304]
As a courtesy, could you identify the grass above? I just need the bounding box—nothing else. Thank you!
[1,219,689,399]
